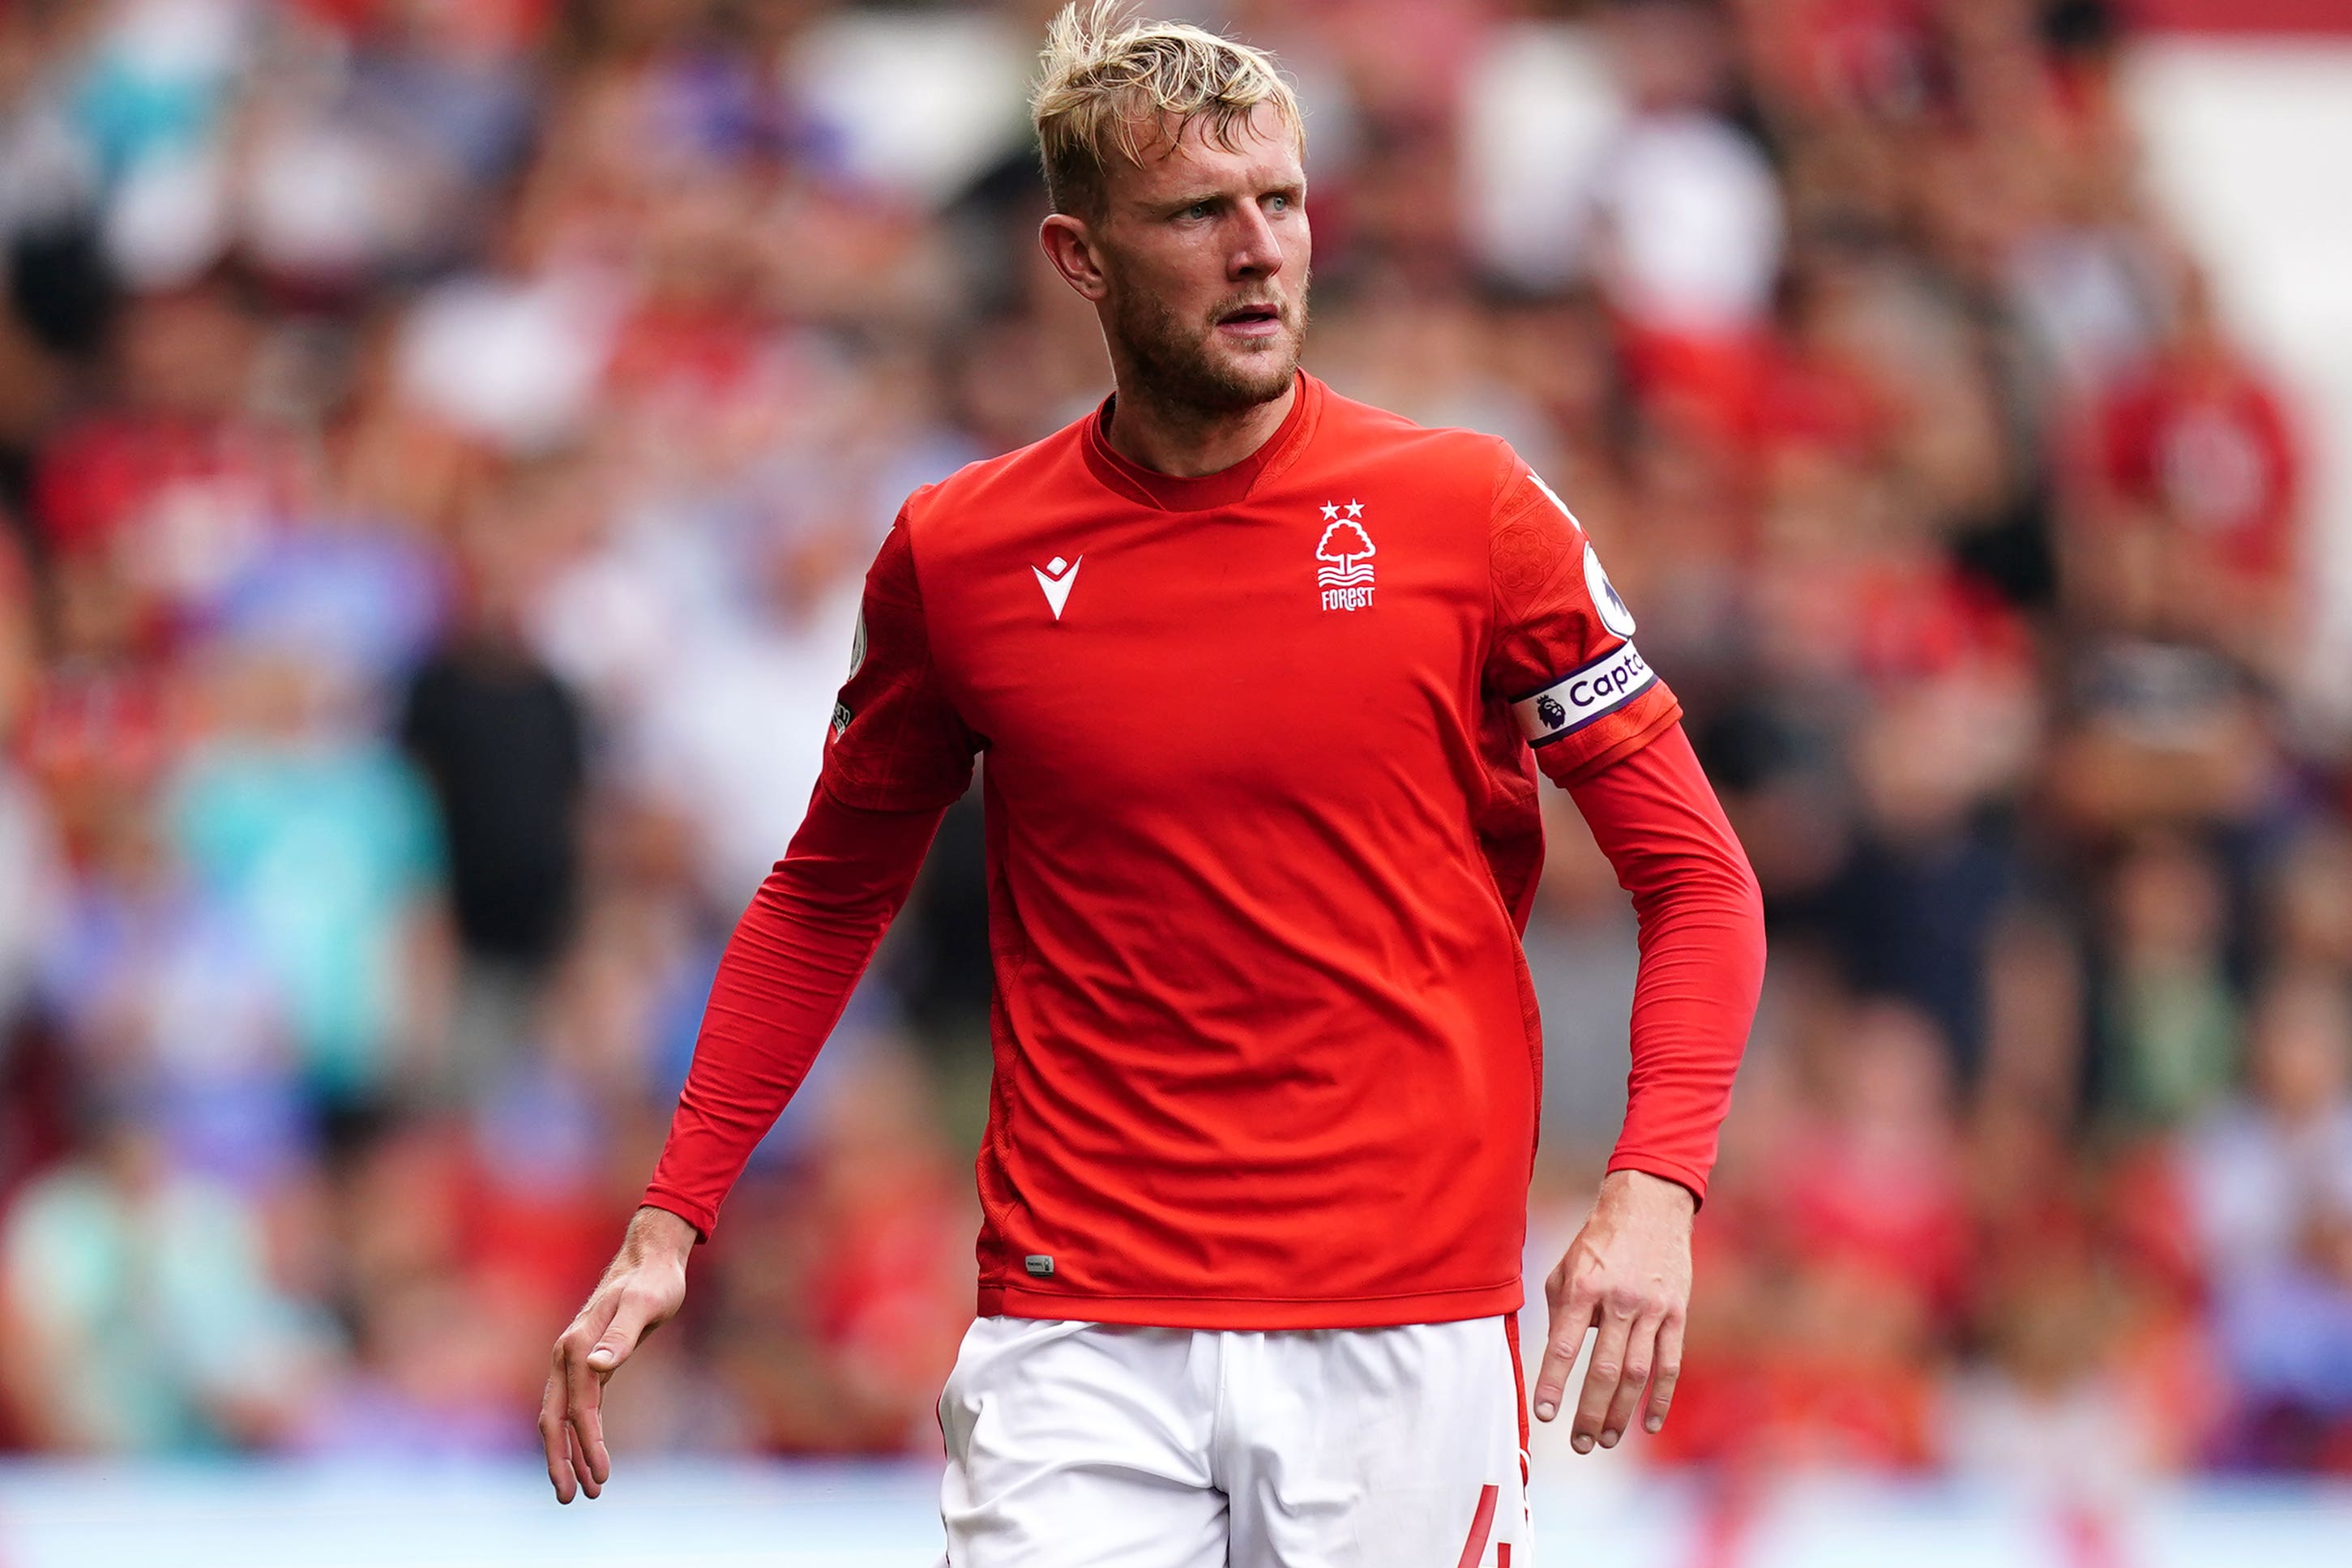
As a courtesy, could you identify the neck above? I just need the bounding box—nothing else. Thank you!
[1101,363,1297,479]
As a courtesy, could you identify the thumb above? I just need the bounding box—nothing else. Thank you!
[586,1290,658,1375]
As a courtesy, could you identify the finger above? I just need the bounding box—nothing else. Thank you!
[566,1353,609,1491]
[1600,1310,1662,1449]
[588,1286,658,1377]
[1643,1313,1686,1434]
[541,1374,576,1503]
[563,1303,619,1485]
[567,1420,602,1502]
[1533,1272,1597,1422]
[1571,1301,1636,1455]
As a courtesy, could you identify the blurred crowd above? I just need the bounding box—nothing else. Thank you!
[0,0,2346,1489]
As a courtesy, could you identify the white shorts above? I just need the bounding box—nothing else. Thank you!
[937,1314,1531,1568]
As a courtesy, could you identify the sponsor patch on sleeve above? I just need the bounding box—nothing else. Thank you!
[1512,642,1657,746]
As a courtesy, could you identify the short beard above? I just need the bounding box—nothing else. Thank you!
[1110,272,1311,420]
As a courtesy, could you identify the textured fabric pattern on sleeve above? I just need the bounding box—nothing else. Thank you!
[1485,448,1681,785]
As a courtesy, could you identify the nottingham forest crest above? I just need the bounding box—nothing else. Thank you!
[1315,501,1375,612]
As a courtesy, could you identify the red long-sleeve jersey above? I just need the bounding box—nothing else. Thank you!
[644,370,1764,1330]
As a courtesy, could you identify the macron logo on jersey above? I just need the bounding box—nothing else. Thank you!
[1512,642,1656,746]
[1034,555,1081,621]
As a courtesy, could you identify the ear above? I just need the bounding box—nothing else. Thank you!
[1041,213,1111,304]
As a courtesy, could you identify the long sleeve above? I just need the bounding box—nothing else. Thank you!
[1558,723,1766,1203]
[639,510,977,1242]
[1477,439,1761,1201]
[639,787,943,1241]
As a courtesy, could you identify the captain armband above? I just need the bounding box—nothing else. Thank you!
[1511,642,1657,748]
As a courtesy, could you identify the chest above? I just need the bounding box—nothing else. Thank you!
[927,492,1492,803]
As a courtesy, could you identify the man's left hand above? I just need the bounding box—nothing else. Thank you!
[1532,1169,1695,1452]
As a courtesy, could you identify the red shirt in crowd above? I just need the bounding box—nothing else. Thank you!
[2091,352,2300,584]
[643,370,1764,1330]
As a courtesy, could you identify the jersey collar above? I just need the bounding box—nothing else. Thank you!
[1082,369,1319,512]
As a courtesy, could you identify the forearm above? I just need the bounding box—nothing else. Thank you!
[1560,724,1765,1203]
[639,783,944,1241]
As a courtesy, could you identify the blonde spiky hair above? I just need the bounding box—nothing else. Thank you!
[1030,1,1304,220]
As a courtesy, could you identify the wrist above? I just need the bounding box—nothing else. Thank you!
[1600,1166,1697,1220]
[625,1204,699,1267]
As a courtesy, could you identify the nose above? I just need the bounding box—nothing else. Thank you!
[1230,201,1284,281]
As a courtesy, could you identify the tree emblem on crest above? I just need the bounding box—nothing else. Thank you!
[1315,520,1375,587]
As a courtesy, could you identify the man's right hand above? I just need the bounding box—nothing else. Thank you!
[541,1204,696,1503]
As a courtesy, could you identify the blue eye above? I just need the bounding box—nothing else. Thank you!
[1267,194,1288,211]
[1185,202,1212,220]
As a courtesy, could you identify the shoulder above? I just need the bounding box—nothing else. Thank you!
[1312,378,1521,498]
[879,415,1094,617]
[900,414,1094,549]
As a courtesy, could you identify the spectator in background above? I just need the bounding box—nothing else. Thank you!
[2187,971,2352,1470]
[1658,993,1963,1470]
[1587,0,1784,441]
[0,1100,336,1452]
[1944,1228,2159,1498]
[1755,429,2038,1079]
[32,789,299,1191]
[2074,267,2305,684]
[297,1109,550,1458]
[31,277,301,641]
[167,619,450,1109]
[400,463,588,1097]
[2097,833,2241,1130]
[1775,998,1973,1340]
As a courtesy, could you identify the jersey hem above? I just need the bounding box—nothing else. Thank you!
[973,1278,1525,1331]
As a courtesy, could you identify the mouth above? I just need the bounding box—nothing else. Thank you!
[1215,301,1285,338]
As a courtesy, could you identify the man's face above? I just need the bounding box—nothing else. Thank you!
[1085,101,1311,414]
